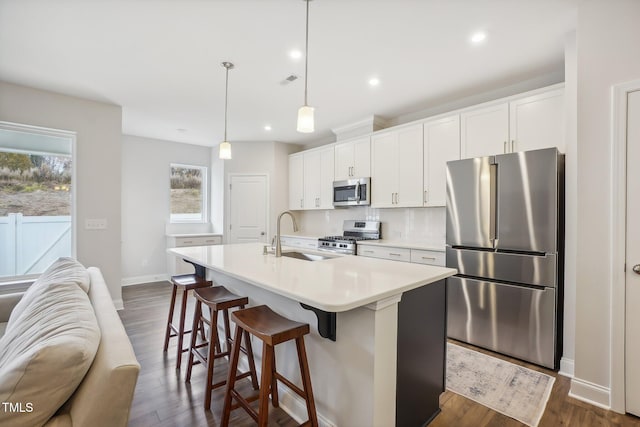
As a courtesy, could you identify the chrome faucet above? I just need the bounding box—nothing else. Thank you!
[275,210,299,257]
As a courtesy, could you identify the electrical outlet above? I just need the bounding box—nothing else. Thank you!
[85,218,107,230]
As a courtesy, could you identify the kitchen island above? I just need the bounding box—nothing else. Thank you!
[168,243,456,427]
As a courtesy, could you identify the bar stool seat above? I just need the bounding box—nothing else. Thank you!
[186,286,259,408]
[163,274,212,370]
[221,305,318,427]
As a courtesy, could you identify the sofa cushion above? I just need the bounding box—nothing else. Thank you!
[6,257,90,332]
[0,281,100,427]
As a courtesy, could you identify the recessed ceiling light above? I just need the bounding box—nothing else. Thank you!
[290,49,302,60]
[470,31,487,44]
[369,77,380,87]
[264,125,272,131]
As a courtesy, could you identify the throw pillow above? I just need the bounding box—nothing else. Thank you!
[6,257,90,331]
[0,281,100,427]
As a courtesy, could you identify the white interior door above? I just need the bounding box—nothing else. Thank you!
[228,175,268,244]
[626,89,640,417]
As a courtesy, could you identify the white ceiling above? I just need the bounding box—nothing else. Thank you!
[0,0,578,147]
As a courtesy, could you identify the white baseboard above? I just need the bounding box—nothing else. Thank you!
[277,383,335,427]
[559,357,575,378]
[121,274,169,287]
[569,377,611,410]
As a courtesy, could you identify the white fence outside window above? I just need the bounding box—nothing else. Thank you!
[0,213,71,278]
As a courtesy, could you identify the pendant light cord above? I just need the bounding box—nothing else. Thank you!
[303,0,310,106]
[224,65,229,141]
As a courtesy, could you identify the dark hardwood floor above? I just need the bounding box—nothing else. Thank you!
[120,281,640,427]
[119,281,297,427]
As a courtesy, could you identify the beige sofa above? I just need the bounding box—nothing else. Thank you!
[0,263,140,427]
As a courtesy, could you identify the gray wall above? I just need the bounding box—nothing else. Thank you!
[573,0,640,408]
[121,134,212,284]
[0,81,124,306]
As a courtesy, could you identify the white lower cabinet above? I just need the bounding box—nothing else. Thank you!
[410,249,445,266]
[357,245,411,262]
[279,236,319,250]
[167,234,222,275]
[358,244,445,266]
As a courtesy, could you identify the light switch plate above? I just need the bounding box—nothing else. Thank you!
[85,218,107,230]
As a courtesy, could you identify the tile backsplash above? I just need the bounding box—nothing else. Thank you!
[296,206,446,248]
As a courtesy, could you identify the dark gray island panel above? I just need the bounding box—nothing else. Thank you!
[396,279,447,426]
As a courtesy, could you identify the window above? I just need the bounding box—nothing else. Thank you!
[170,164,207,223]
[0,123,75,281]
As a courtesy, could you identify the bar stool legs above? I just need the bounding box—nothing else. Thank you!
[185,286,259,409]
[221,305,318,427]
[162,274,211,370]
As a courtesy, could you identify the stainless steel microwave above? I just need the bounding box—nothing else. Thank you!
[333,178,371,207]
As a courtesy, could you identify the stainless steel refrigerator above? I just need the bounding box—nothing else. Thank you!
[445,147,564,369]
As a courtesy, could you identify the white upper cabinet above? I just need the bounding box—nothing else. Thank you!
[461,86,565,158]
[509,88,565,153]
[371,132,397,208]
[371,124,423,208]
[423,115,461,207]
[303,145,335,210]
[288,153,304,210]
[460,102,509,159]
[334,136,371,181]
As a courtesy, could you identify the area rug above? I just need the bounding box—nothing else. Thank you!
[446,342,555,427]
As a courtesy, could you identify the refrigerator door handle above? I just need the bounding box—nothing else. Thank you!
[489,163,498,248]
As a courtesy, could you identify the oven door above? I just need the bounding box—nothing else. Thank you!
[333,178,370,207]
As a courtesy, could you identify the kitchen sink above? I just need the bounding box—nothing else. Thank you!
[281,251,336,261]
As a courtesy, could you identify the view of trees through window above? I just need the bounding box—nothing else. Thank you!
[0,151,72,216]
[170,164,205,222]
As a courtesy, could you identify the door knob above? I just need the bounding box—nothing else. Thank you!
[633,264,640,275]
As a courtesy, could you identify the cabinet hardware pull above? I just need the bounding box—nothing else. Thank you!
[396,193,399,204]
[421,256,436,260]
[503,141,507,153]
[424,190,428,204]
[390,253,402,256]
[182,240,193,244]
[391,193,394,204]
[511,140,515,152]
[363,250,374,253]
[300,199,303,208]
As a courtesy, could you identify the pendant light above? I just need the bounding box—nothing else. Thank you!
[219,61,234,159]
[297,0,314,133]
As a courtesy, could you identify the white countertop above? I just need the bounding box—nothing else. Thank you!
[168,242,455,312]
[356,239,446,252]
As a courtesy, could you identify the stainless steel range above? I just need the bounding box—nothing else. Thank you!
[318,220,381,255]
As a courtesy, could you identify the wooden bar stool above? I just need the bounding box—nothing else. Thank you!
[185,286,259,409]
[163,273,211,370]
[221,305,318,427]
